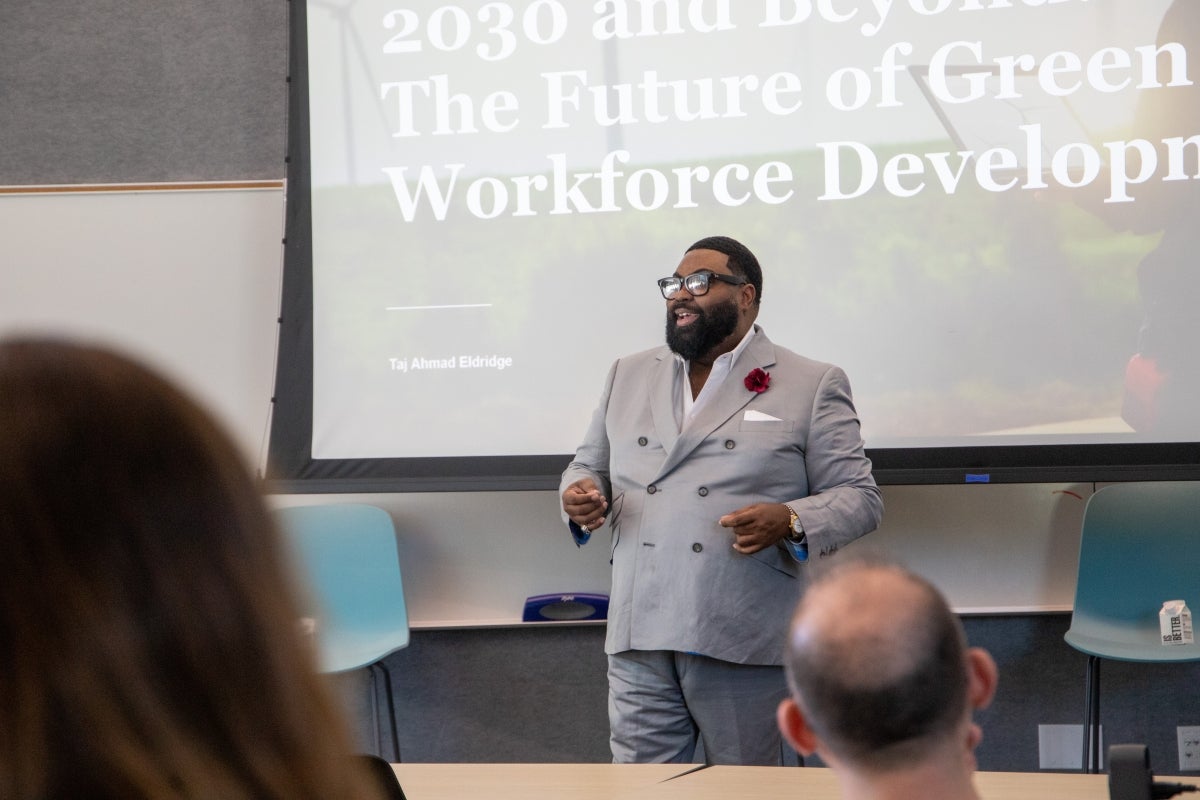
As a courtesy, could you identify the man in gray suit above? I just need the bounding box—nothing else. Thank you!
[560,235,882,765]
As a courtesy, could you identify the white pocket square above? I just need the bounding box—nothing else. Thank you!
[744,409,782,422]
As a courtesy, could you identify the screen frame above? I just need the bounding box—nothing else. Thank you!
[265,0,1200,493]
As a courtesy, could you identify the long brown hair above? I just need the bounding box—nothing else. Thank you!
[0,338,383,800]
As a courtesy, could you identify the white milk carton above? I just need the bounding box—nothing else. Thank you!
[1160,600,1194,645]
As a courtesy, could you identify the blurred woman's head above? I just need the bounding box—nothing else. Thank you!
[0,337,380,799]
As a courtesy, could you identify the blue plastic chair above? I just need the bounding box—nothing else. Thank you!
[274,503,410,762]
[1064,481,1200,773]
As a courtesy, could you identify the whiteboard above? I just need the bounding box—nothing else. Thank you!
[0,186,1087,625]
[0,187,285,466]
[271,481,1090,628]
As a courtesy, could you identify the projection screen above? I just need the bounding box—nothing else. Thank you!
[268,0,1200,490]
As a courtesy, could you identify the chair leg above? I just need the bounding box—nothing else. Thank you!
[367,663,383,758]
[1082,655,1101,773]
[376,660,402,763]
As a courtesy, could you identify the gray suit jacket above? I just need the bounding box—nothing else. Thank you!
[560,327,882,665]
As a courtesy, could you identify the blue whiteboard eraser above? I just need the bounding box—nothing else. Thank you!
[522,592,609,622]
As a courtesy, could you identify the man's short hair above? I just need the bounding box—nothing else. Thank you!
[783,560,969,771]
[686,235,763,306]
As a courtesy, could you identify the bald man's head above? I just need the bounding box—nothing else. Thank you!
[782,561,972,771]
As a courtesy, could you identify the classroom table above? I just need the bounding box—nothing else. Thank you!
[390,763,684,800]
[391,762,1196,800]
[638,764,1138,800]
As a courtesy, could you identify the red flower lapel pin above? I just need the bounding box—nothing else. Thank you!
[744,368,770,393]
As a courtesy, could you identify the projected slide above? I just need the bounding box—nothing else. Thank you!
[303,0,1200,461]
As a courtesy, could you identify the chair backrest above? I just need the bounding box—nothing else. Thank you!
[355,755,408,800]
[274,503,410,673]
[1072,482,1200,625]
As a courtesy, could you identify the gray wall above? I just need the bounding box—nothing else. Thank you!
[363,617,1200,774]
[0,1,286,184]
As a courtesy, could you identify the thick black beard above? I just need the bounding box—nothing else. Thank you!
[665,297,740,362]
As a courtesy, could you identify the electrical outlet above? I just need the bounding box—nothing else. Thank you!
[1177,726,1200,771]
[1039,724,1087,770]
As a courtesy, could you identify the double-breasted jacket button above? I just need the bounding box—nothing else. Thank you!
[724,440,735,449]
[637,436,648,446]
[697,487,709,497]
[692,542,703,553]
[647,484,657,494]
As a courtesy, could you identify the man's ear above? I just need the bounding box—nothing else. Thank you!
[965,647,998,711]
[739,281,757,311]
[777,698,819,756]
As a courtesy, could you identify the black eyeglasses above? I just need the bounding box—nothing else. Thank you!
[657,271,747,299]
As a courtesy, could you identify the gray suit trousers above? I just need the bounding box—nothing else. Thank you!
[607,649,801,766]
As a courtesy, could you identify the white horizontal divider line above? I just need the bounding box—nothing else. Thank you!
[386,303,493,311]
